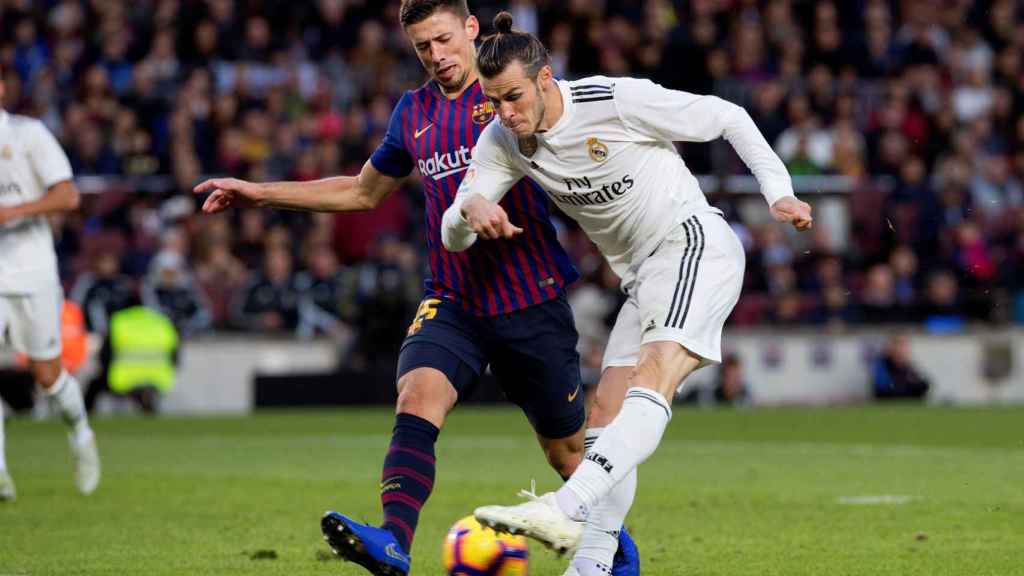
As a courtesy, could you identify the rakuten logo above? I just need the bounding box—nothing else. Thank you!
[418,145,472,181]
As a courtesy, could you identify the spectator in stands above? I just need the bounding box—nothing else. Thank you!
[2,0,1024,342]
[141,251,212,338]
[69,252,135,335]
[678,354,751,407]
[860,264,901,323]
[872,335,930,401]
[295,243,350,339]
[342,235,421,371]
[921,270,965,332]
[889,245,920,309]
[232,246,300,334]
[714,354,752,406]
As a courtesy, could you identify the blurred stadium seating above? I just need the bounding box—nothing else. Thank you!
[2,0,1023,397]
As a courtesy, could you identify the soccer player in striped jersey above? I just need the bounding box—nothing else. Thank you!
[194,2,638,575]
[443,13,812,576]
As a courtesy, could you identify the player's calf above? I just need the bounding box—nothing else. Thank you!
[538,432,585,480]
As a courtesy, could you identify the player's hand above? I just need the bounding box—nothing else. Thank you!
[193,177,262,214]
[770,196,813,231]
[461,194,523,240]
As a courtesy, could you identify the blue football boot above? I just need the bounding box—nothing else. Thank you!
[321,511,410,576]
[612,526,640,575]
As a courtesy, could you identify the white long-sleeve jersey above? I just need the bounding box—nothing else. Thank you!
[442,76,794,280]
[0,110,73,293]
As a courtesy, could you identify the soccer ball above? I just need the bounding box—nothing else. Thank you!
[443,515,529,575]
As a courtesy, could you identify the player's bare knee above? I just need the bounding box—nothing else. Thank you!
[631,342,701,401]
[29,358,62,389]
[395,369,456,423]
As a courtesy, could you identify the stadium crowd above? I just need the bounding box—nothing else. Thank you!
[2,0,1024,363]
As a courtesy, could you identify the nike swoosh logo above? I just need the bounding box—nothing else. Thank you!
[414,124,433,139]
[568,383,582,402]
[384,543,410,563]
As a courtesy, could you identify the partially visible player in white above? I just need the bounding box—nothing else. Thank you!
[0,72,100,501]
[442,13,812,576]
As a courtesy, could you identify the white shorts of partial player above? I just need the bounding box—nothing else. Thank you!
[0,283,64,361]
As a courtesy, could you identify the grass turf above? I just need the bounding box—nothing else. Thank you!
[1,405,1022,575]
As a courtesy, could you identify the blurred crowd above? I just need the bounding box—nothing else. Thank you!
[2,0,1024,364]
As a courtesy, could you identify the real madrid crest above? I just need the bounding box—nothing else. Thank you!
[472,102,495,125]
[0,145,11,160]
[586,137,608,162]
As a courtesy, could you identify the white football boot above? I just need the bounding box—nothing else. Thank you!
[474,484,582,555]
[561,566,582,576]
[0,469,15,501]
[71,431,100,495]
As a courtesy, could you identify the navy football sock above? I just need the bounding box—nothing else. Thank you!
[380,413,440,552]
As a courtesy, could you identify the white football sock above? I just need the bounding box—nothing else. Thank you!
[44,370,92,445]
[575,427,639,569]
[0,399,7,471]
[557,388,670,520]
[571,557,613,575]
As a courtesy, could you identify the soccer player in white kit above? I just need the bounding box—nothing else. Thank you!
[441,13,812,576]
[0,74,100,500]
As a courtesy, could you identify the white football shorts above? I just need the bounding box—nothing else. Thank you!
[602,210,744,371]
[0,283,64,361]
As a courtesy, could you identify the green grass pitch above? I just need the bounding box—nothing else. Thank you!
[2,405,1022,575]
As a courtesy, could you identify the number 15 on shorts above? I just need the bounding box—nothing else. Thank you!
[407,299,440,336]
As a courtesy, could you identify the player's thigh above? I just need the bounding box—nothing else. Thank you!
[633,212,745,397]
[397,297,486,426]
[487,294,585,442]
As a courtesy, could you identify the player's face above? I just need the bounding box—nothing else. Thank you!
[405,11,479,94]
[482,61,549,137]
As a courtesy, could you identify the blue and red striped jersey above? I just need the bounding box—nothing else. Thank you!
[370,79,578,317]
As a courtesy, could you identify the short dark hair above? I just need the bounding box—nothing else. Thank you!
[399,0,469,27]
[478,11,550,79]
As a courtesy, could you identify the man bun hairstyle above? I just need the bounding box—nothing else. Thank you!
[400,0,469,27]
[493,11,514,34]
[478,11,550,79]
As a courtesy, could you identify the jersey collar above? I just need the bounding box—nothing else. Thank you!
[429,77,481,105]
[0,109,7,128]
[537,80,575,142]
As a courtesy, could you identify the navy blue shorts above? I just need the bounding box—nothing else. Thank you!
[397,294,584,440]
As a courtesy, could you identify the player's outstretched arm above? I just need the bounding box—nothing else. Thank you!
[194,160,403,214]
[0,180,80,225]
[614,78,812,231]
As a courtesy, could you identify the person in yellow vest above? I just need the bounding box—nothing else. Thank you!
[85,304,178,415]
